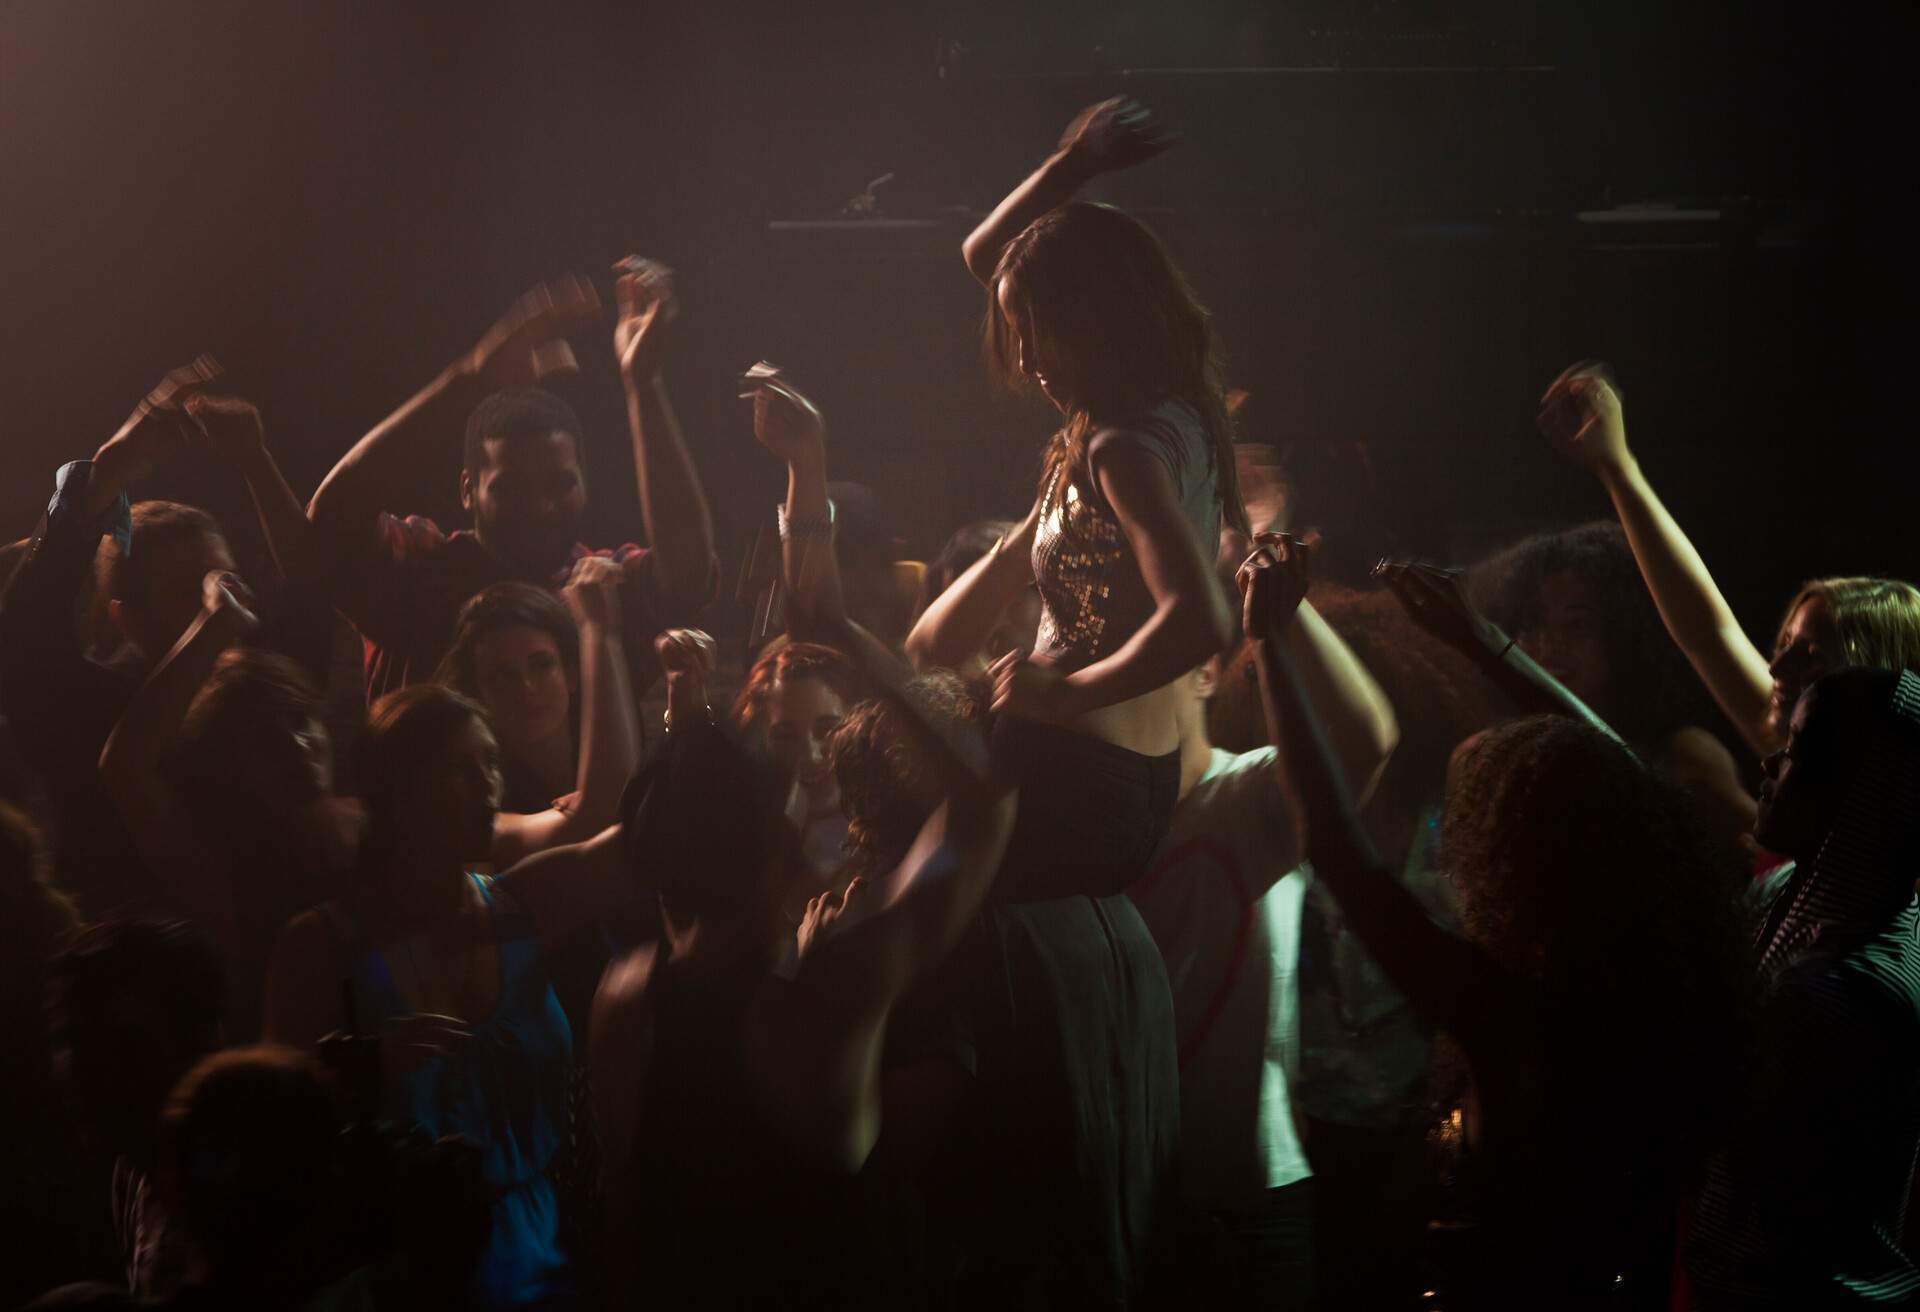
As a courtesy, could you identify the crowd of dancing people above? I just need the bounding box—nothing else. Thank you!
[4,98,1919,1312]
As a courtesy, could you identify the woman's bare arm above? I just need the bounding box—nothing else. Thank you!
[1542,365,1774,754]
[489,557,640,867]
[962,98,1173,284]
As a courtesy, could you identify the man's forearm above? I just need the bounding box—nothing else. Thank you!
[231,442,319,584]
[625,377,716,604]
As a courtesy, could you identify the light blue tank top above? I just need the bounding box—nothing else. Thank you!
[328,874,574,1309]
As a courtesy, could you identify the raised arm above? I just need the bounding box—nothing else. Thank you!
[904,502,1039,671]
[1541,363,1774,754]
[495,823,635,953]
[488,555,640,867]
[962,97,1174,284]
[613,260,718,608]
[97,571,258,946]
[1248,533,1399,802]
[1240,551,1514,1044]
[307,277,601,551]
[1376,559,1628,752]
[185,394,314,585]
[1,360,217,779]
[746,369,910,675]
[994,437,1232,723]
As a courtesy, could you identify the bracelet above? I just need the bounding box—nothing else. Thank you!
[777,499,836,541]
[662,704,714,735]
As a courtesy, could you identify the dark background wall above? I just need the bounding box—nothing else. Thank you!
[1,0,1907,643]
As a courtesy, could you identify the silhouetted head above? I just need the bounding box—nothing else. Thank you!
[165,1045,339,1297]
[356,686,500,869]
[621,723,800,944]
[1472,521,1704,749]
[461,388,588,574]
[1756,666,1920,865]
[178,648,331,827]
[103,500,235,660]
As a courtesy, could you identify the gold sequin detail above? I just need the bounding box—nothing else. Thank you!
[1033,474,1138,661]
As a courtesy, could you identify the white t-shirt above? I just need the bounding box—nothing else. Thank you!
[1128,746,1311,1209]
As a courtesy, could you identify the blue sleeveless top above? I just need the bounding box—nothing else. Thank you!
[327,874,575,1310]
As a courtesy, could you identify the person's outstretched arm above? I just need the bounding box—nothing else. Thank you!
[489,556,641,867]
[1242,552,1518,1046]
[1,359,218,782]
[306,277,601,556]
[746,369,910,675]
[962,97,1174,284]
[1541,364,1774,754]
[613,261,717,609]
[993,436,1232,722]
[97,572,257,946]
[185,394,313,585]
[1248,533,1399,801]
[904,503,1039,672]
[1376,558,1628,752]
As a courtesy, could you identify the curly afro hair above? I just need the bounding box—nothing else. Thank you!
[829,672,987,876]
[1468,521,1712,753]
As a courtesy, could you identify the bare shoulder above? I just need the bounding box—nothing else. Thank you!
[1658,725,1745,784]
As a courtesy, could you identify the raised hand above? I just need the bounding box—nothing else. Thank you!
[1058,97,1177,178]
[92,354,223,489]
[613,257,678,384]
[1537,361,1628,474]
[988,648,1076,725]
[745,367,826,466]
[200,568,261,632]
[797,876,868,961]
[1237,532,1311,639]
[652,627,717,684]
[183,392,264,464]
[1374,558,1507,658]
[1235,442,1292,538]
[562,554,624,632]
[465,276,602,392]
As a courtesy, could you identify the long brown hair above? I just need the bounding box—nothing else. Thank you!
[731,642,862,733]
[433,582,580,700]
[353,685,491,865]
[986,201,1248,536]
[1777,576,1920,673]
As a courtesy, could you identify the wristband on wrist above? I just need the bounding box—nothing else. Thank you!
[777,499,835,541]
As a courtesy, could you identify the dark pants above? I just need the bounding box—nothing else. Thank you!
[990,715,1181,902]
[1173,1179,1317,1310]
[1305,1116,1429,1312]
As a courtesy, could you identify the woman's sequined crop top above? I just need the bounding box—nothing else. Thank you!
[1031,401,1220,667]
